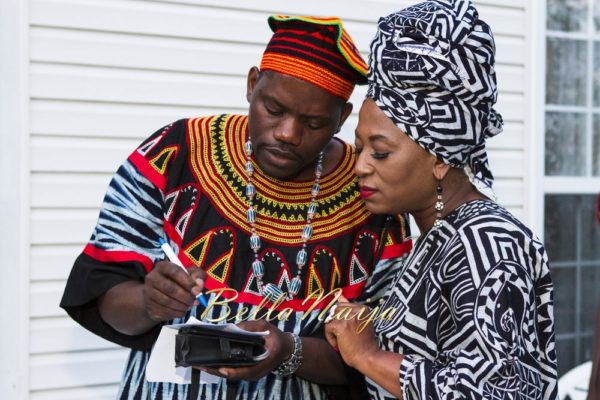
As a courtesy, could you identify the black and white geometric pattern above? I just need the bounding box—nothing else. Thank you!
[369,200,558,399]
[367,0,504,199]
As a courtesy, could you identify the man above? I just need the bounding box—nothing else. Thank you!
[60,15,410,400]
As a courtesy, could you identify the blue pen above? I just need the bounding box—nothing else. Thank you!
[158,238,209,308]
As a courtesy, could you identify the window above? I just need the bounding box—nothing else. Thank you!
[544,0,600,377]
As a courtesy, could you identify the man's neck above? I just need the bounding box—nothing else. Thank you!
[289,139,343,182]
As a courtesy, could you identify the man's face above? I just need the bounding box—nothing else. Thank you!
[246,68,351,181]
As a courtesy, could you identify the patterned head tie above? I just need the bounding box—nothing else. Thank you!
[261,15,368,101]
[367,0,503,199]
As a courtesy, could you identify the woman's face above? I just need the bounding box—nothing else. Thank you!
[354,98,437,215]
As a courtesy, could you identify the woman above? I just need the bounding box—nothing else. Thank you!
[325,1,558,399]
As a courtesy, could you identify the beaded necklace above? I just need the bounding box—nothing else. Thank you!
[244,139,323,301]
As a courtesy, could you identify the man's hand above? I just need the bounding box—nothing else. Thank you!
[200,320,294,382]
[142,261,206,322]
[97,261,206,335]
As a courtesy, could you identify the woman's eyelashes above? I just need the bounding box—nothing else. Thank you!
[354,147,389,160]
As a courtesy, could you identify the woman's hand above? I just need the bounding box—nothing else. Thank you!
[324,296,381,370]
[199,319,293,382]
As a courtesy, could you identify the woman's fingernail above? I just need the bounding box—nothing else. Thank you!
[195,278,204,287]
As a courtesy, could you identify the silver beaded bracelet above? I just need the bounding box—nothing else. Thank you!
[273,333,303,377]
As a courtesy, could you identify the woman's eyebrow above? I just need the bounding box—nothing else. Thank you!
[368,134,393,144]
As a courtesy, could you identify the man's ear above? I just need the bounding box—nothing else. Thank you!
[432,159,450,181]
[335,102,354,134]
[246,67,260,103]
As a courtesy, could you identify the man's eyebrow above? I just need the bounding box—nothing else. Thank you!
[263,93,332,120]
[262,94,286,109]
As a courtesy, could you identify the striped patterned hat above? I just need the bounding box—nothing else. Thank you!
[260,15,368,101]
[367,0,503,199]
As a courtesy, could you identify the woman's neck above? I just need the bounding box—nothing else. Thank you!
[412,181,486,234]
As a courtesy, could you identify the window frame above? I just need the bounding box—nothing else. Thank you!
[537,0,600,376]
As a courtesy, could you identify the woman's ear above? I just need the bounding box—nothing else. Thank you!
[432,159,450,181]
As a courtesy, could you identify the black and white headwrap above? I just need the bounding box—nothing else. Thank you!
[367,0,503,199]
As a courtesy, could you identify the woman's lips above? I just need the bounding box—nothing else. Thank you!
[359,187,377,198]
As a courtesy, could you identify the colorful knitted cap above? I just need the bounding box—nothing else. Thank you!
[260,15,368,101]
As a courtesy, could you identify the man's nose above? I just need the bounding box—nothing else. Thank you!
[273,118,302,146]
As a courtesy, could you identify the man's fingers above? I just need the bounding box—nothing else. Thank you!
[324,323,338,349]
[237,319,270,332]
[189,267,206,295]
[145,297,189,321]
[151,277,197,305]
[144,281,195,315]
[189,267,206,282]
[156,261,198,291]
[199,367,227,378]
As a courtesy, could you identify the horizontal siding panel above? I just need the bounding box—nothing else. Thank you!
[154,0,526,18]
[31,136,136,173]
[30,281,70,318]
[31,209,98,245]
[32,173,110,208]
[30,349,128,391]
[31,0,272,45]
[477,4,525,37]
[148,0,416,23]
[488,149,524,178]
[30,100,235,139]
[31,245,84,281]
[494,93,525,122]
[30,64,248,108]
[487,122,524,150]
[31,317,118,354]
[31,0,526,48]
[31,0,524,64]
[31,0,378,51]
[495,36,526,66]
[497,65,525,94]
[475,0,524,8]
[30,27,263,76]
[31,384,120,400]
[494,179,524,207]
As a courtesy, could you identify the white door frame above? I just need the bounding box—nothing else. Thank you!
[0,0,31,398]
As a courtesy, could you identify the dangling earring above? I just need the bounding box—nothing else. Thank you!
[433,181,444,230]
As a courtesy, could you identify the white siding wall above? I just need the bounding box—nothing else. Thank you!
[7,0,532,398]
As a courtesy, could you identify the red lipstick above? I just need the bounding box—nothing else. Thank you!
[359,186,377,199]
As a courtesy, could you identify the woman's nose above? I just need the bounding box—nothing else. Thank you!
[354,151,371,177]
